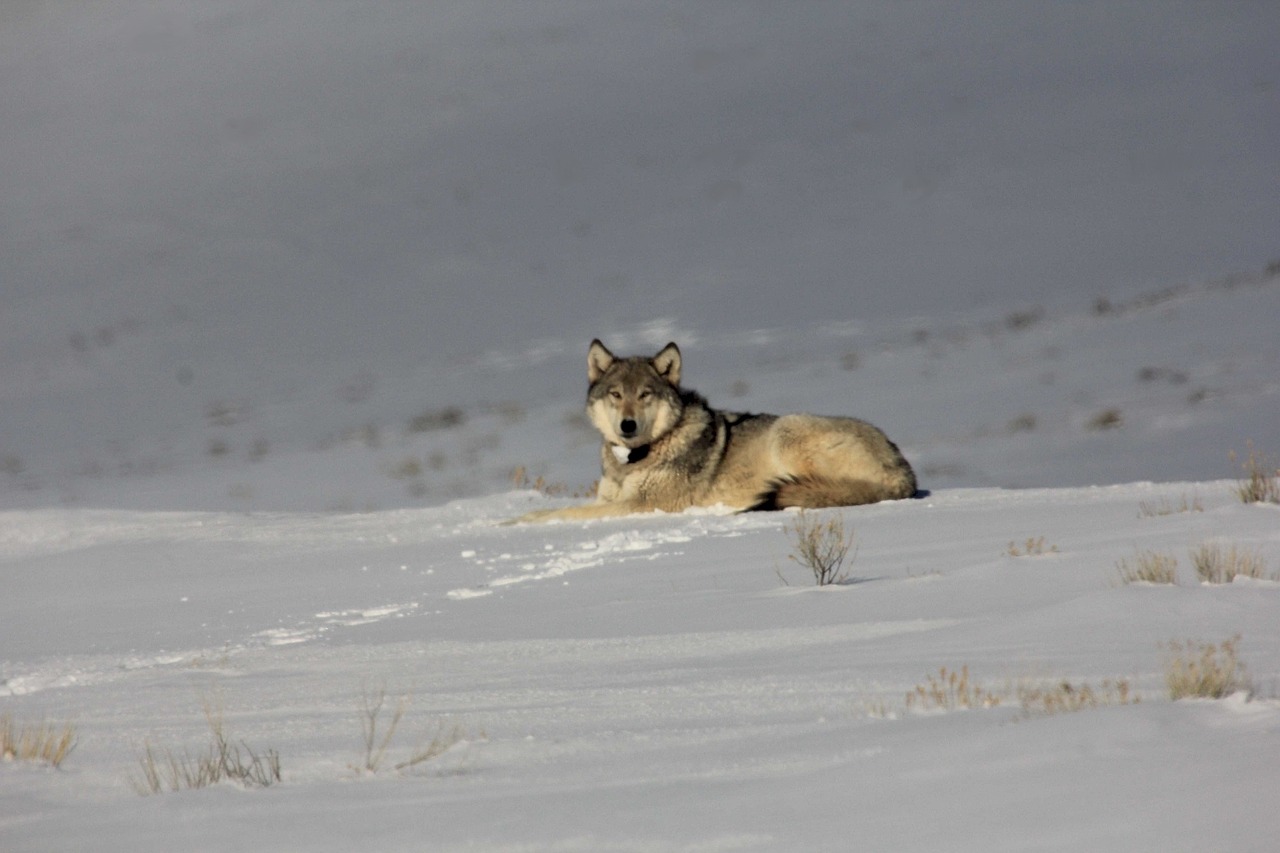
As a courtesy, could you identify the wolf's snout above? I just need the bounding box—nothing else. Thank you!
[619,418,638,437]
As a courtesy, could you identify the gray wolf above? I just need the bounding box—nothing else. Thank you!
[514,340,917,523]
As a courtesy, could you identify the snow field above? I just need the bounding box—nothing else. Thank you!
[3,482,1279,851]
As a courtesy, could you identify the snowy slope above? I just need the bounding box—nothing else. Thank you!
[4,265,1279,512]
[3,484,1279,852]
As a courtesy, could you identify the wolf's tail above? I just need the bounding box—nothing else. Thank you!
[750,472,917,511]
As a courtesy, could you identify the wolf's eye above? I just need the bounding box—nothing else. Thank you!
[609,390,622,400]
[638,389,653,400]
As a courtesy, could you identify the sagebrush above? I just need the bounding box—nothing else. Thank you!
[784,510,856,586]
[1232,443,1280,504]
[1165,636,1251,700]
[1115,550,1179,585]
[1190,542,1274,584]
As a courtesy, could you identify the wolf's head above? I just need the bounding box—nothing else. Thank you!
[585,339,683,449]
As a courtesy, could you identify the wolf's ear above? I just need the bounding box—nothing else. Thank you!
[652,342,681,386]
[587,339,615,383]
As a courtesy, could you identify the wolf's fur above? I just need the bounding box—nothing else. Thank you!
[514,340,917,523]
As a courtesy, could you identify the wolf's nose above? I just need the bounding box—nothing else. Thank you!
[619,419,637,437]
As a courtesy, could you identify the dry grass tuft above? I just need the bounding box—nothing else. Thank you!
[1115,550,1179,585]
[131,697,280,795]
[355,684,469,774]
[906,666,1002,712]
[1190,542,1275,584]
[1017,678,1139,716]
[1005,536,1059,557]
[1231,443,1280,504]
[1165,636,1251,700]
[1,715,78,768]
[510,466,597,499]
[1138,494,1203,518]
[890,670,1143,719]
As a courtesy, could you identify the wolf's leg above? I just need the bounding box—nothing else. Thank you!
[508,501,651,524]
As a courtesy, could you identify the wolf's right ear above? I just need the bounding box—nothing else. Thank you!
[587,339,615,383]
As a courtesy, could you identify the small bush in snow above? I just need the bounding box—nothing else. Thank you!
[1017,678,1138,716]
[1137,494,1203,518]
[131,697,280,795]
[1164,636,1251,700]
[894,671,1141,718]
[1115,550,1179,585]
[510,466,597,499]
[905,666,1002,712]
[1190,542,1274,584]
[355,683,468,774]
[1004,536,1058,557]
[0,714,77,768]
[1232,443,1280,504]
[785,510,856,586]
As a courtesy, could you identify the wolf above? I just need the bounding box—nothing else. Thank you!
[513,339,917,523]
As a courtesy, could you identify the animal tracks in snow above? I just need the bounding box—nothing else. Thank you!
[3,601,426,696]
[447,529,693,600]
[253,602,421,645]
[0,508,774,697]
[446,516,762,601]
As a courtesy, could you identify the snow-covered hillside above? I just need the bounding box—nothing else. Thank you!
[3,262,1277,512]
[3,3,1280,851]
[3,484,1279,851]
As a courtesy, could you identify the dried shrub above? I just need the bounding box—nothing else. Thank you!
[1115,550,1179,585]
[1190,543,1275,584]
[355,684,470,774]
[1165,636,1251,700]
[132,698,280,795]
[785,510,856,586]
[1138,494,1203,517]
[1017,678,1138,716]
[0,715,77,768]
[1005,536,1059,557]
[1231,443,1280,504]
[510,466,597,499]
[906,666,1002,712]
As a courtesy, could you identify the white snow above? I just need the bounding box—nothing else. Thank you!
[3,3,1280,851]
[3,487,1279,851]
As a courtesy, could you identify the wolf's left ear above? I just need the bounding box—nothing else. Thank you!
[652,342,681,386]
[587,339,615,383]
